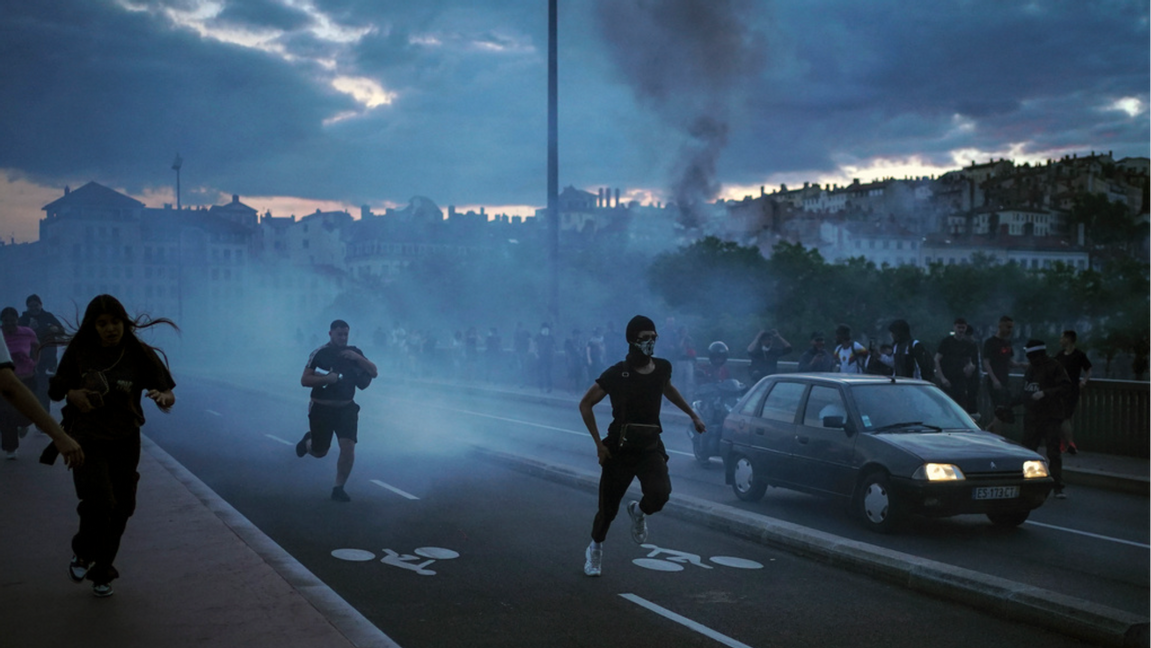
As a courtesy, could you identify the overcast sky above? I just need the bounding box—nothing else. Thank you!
[0,0,1147,242]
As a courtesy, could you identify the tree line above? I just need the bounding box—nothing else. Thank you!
[647,237,1149,379]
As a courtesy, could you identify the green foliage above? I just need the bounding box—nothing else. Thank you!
[644,239,1150,366]
[647,236,770,318]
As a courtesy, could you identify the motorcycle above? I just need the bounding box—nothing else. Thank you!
[686,378,746,466]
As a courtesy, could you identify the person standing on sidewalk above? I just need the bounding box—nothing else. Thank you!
[578,315,705,577]
[983,315,1024,434]
[1054,330,1092,455]
[295,319,378,503]
[934,318,980,416]
[48,294,177,598]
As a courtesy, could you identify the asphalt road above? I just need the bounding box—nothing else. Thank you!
[143,376,1147,646]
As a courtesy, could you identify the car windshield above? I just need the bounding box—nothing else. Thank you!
[850,384,978,432]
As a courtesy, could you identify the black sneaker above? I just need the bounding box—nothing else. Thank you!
[331,486,351,502]
[69,555,89,583]
[295,432,311,458]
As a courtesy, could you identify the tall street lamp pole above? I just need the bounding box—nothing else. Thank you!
[547,0,559,325]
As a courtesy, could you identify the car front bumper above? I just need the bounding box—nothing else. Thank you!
[891,476,1054,517]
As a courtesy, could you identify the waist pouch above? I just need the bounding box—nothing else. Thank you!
[619,423,662,451]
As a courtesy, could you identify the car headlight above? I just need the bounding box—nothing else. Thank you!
[1022,460,1049,479]
[913,463,966,481]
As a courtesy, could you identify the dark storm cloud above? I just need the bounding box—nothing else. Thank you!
[212,0,314,32]
[0,1,351,197]
[723,0,1149,178]
[593,0,767,208]
[0,0,1145,217]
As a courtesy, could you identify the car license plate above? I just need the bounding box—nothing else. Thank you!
[973,486,1019,500]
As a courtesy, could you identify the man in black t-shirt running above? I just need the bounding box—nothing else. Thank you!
[578,315,705,577]
[296,319,378,502]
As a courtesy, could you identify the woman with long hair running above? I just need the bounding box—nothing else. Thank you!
[48,295,177,597]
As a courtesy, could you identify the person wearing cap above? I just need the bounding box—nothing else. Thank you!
[1013,339,1072,498]
[296,319,378,502]
[797,331,835,372]
[578,315,705,577]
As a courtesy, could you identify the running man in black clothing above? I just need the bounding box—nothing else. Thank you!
[296,320,378,502]
[578,315,705,577]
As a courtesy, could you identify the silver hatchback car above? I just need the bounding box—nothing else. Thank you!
[720,373,1054,533]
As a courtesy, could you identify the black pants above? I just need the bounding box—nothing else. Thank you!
[72,436,141,584]
[591,445,671,543]
[942,372,977,413]
[1021,417,1063,490]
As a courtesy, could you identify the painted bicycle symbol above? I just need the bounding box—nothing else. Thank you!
[331,546,460,576]
[632,543,764,572]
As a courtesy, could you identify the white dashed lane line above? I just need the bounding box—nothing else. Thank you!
[1023,520,1150,549]
[371,479,420,500]
[620,593,755,648]
[205,410,222,416]
[265,434,294,446]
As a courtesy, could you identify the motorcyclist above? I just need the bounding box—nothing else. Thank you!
[695,341,731,384]
[687,342,743,465]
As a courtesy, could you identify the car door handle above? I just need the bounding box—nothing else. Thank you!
[796,435,810,444]
[754,428,765,435]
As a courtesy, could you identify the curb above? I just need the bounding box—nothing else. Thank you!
[1063,467,1149,496]
[142,436,402,648]
[474,446,1150,648]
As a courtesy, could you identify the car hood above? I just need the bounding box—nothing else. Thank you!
[871,430,1043,469]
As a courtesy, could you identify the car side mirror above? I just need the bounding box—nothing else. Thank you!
[823,415,846,429]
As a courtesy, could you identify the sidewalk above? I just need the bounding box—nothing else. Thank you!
[0,434,397,648]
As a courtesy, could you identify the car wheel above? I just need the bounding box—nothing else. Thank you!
[856,472,903,533]
[731,455,767,502]
[986,509,1030,527]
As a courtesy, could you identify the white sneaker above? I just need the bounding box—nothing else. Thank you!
[5,450,16,460]
[583,543,602,577]
[627,500,647,544]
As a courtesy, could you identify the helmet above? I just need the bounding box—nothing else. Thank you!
[707,341,729,366]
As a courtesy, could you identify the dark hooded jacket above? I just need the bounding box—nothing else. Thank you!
[1016,353,1071,421]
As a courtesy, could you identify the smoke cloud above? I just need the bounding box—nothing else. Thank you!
[593,0,766,222]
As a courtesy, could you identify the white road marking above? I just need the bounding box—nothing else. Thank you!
[1024,520,1150,548]
[371,479,420,500]
[620,593,755,648]
[424,405,694,457]
[265,434,294,446]
[205,409,222,416]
